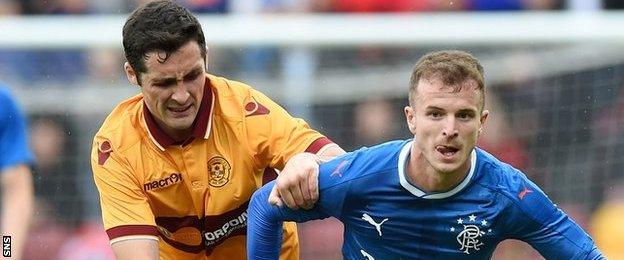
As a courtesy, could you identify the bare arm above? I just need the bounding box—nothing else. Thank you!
[1,164,33,260]
[111,239,159,260]
[315,143,346,162]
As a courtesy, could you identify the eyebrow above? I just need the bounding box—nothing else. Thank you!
[151,66,203,84]
[425,106,477,113]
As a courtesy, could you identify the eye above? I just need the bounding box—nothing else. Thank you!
[184,71,202,82]
[458,111,475,120]
[152,80,175,88]
[427,111,443,119]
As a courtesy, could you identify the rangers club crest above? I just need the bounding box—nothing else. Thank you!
[449,214,492,254]
[208,157,231,187]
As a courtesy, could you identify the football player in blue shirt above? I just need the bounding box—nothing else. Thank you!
[246,50,604,259]
[0,85,35,260]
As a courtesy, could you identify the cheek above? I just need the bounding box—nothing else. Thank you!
[146,90,168,109]
[189,82,204,99]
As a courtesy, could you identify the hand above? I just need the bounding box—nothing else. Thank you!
[268,153,320,210]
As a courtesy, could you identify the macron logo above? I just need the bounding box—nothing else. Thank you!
[362,213,388,236]
[518,187,533,200]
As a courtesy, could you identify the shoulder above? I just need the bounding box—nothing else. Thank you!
[475,148,557,221]
[208,74,254,98]
[473,148,529,192]
[0,87,18,115]
[208,74,254,110]
[0,87,27,128]
[0,86,12,102]
[208,74,277,119]
[93,94,144,155]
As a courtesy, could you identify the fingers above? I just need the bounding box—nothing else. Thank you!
[299,171,313,209]
[271,152,323,210]
[280,184,298,210]
[307,168,319,206]
[268,185,283,207]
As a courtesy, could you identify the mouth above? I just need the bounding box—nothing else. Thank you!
[168,104,192,117]
[436,145,460,158]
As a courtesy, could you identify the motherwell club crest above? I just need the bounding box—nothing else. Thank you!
[208,157,231,187]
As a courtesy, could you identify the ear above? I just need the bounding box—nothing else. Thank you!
[404,105,416,134]
[478,109,490,133]
[124,62,139,86]
[204,45,209,70]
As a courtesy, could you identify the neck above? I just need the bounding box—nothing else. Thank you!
[406,147,471,193]
[165,128,192,143]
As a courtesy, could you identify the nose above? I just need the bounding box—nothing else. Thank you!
[171,82,190,103]
[442,118,459,138]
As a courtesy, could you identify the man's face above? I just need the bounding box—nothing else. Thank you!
[404,77,488,175]
[125,41,206,139]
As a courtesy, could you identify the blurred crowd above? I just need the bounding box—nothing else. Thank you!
[1,0,624,259]
[0,0,615,86]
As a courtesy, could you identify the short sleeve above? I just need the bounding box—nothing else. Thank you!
[91,137,158,243]
[0,88,34,171]
[244,88,331,170]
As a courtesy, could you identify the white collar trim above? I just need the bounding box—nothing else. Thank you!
[397,141,477,199]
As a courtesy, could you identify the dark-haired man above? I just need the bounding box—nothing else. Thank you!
[90,1,344,259]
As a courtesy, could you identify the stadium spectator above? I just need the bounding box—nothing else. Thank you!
[90,1,344,259]
[30,116,84,228]
[353,98,403,148]
[0,85,35,260]
[247,50,604,259]
[477,93,529,171]
[0,0,20,15]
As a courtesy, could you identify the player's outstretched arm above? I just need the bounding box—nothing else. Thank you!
[504,178,605,259]
[111,239,158,260]
[247,180,325,260]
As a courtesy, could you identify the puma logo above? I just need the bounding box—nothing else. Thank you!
[360,249,375,260]
[362,213,388,236]
[518,187,533,200]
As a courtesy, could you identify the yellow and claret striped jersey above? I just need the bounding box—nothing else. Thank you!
[91,74,334,259]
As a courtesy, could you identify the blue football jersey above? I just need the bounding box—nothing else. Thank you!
[247,140,603,259]
[0,86,34,171]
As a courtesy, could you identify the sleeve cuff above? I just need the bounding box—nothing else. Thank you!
[106,225,159,241]
[305,137,334,154]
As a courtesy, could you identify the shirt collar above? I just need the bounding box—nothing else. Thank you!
[143,77,215,151]
[397,140,477,199]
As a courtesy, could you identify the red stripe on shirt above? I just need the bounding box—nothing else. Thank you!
[305,137,334,154]
[106,225,159,240]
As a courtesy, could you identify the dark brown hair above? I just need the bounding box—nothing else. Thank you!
[122,0,206,84]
